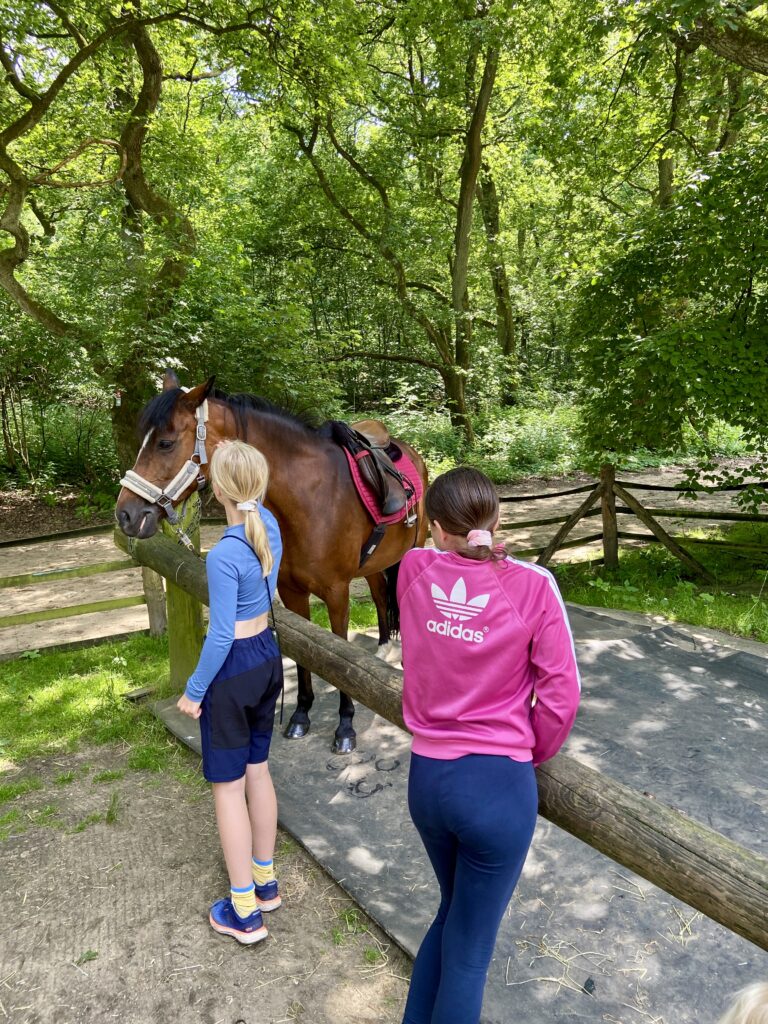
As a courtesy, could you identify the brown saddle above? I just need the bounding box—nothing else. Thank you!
[325,419,407,517]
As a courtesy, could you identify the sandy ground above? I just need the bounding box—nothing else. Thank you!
[0,744,411,1024]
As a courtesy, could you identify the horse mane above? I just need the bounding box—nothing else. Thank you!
[137,386,322,440]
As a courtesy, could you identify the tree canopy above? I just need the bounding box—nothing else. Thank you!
[1,0,766,476]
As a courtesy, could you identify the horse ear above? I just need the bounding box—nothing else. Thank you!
[182,376,216,408]
[162,368,181,391]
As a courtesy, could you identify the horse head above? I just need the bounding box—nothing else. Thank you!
[115,370,217,539]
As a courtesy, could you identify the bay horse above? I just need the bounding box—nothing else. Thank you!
[115,371,429,753]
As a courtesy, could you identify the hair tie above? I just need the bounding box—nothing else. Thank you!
[467,529,493,548]
[236,500,258,512]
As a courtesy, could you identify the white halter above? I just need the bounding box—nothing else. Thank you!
[119,400,209,547]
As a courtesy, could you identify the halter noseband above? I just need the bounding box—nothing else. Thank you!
[119,400,209,549]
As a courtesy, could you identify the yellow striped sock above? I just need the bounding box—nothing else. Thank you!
[252,858,275,886]
[231,884,257,919]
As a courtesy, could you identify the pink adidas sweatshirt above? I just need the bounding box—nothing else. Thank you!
[397,549,581,766]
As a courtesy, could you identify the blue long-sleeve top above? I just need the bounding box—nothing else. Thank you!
[184,509,282,702]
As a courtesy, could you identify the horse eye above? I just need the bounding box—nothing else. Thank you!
[157,439,175,452]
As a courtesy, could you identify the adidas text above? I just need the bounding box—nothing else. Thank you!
[426,619,485,644]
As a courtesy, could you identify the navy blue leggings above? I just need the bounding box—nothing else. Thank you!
[403,753,538,1024]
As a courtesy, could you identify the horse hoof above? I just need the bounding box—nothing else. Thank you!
[332,735,357,755]
[284,720,310,740]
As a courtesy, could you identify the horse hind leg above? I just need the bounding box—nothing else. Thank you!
[367,568,401,666]
[280,586,314,740]
[325,584,356,755]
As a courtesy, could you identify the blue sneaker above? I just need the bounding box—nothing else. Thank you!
[209,898,268,944]
[254,879,282,912]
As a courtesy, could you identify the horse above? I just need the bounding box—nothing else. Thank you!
[115,371,429,754]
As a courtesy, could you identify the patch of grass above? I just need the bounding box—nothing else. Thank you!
[93,770,124,784]
[54,771,75,786]
[363,946,385,965]
[105,791,120,824]
[0,778,43,804]
[310,597,379,632]
[331,906,369,946]
[557,524,768,642]
[74,949,99,966]
[0,635,169,764]
[71,812,103,834]
[0,808,23,840]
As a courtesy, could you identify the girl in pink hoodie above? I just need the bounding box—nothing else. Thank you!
[397,467,580,1024]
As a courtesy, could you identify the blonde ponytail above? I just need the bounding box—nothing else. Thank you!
[210,440,274,577]
[243,508,274,578]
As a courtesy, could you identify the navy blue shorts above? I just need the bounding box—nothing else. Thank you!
[200,630,283,783]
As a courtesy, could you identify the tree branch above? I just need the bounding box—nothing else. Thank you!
[685,16,768,76]
[0,43,42,102]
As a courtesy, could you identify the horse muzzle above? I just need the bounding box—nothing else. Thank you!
[115,496,162,539]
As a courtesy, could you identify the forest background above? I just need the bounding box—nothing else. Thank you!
[1,0,767,506]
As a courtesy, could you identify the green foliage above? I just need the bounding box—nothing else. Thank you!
[574,135,768,478]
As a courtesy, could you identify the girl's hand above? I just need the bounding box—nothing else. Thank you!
[177,694,202,719]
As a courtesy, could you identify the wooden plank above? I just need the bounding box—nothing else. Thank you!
[614,505,768,523]
[0,558,136,590]
[616,479,768,494]
[500,508,602,530]
[613,482,716,584]
[499,482,599,503]
[536,485,603,566]
[617,531,768,553]
[0,595,146,628]
[115,526,768,951]
[512,532,604,558]
[0,523,115,548]
[600,464,619,569]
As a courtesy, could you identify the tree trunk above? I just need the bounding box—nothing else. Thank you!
[441,366,474,445]
[477,163,517,404]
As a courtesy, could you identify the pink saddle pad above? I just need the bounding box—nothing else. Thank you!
[344,447,423,525]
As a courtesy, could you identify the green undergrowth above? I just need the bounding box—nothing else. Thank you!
[0,635,180,770]
[556,523,768,643]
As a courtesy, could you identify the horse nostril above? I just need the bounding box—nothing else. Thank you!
[117,508,131,527]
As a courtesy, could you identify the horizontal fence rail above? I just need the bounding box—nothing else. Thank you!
[115,527,768,952]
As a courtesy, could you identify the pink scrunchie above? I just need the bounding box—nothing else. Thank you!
[467,529,493,548]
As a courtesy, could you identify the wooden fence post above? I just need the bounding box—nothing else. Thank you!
[141,567,167,636]
[600,464,619,569]
[161,494,204,690]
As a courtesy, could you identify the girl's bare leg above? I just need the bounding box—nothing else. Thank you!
[245,761,277,862]
[212,776,252,889]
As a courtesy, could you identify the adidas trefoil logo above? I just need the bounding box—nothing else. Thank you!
[431,578,489,621]
[427,577,490,644]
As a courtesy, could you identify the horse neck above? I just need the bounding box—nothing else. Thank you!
[212,401,335,498]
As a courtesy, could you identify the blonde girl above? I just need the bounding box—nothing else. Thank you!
[177,440,283,944]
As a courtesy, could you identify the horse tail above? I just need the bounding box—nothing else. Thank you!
[384,561,400,638]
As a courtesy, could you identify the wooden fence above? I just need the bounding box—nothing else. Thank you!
[499,464,768,582]
[114,525,768,953]
[2,466,765,657]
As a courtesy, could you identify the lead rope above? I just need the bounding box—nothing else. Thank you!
[266,577,284,725]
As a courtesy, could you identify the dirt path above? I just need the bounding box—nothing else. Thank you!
[0,744,410,1024]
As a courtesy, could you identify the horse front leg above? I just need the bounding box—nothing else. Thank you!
[325,583,355,755]
[280,586,314,740]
